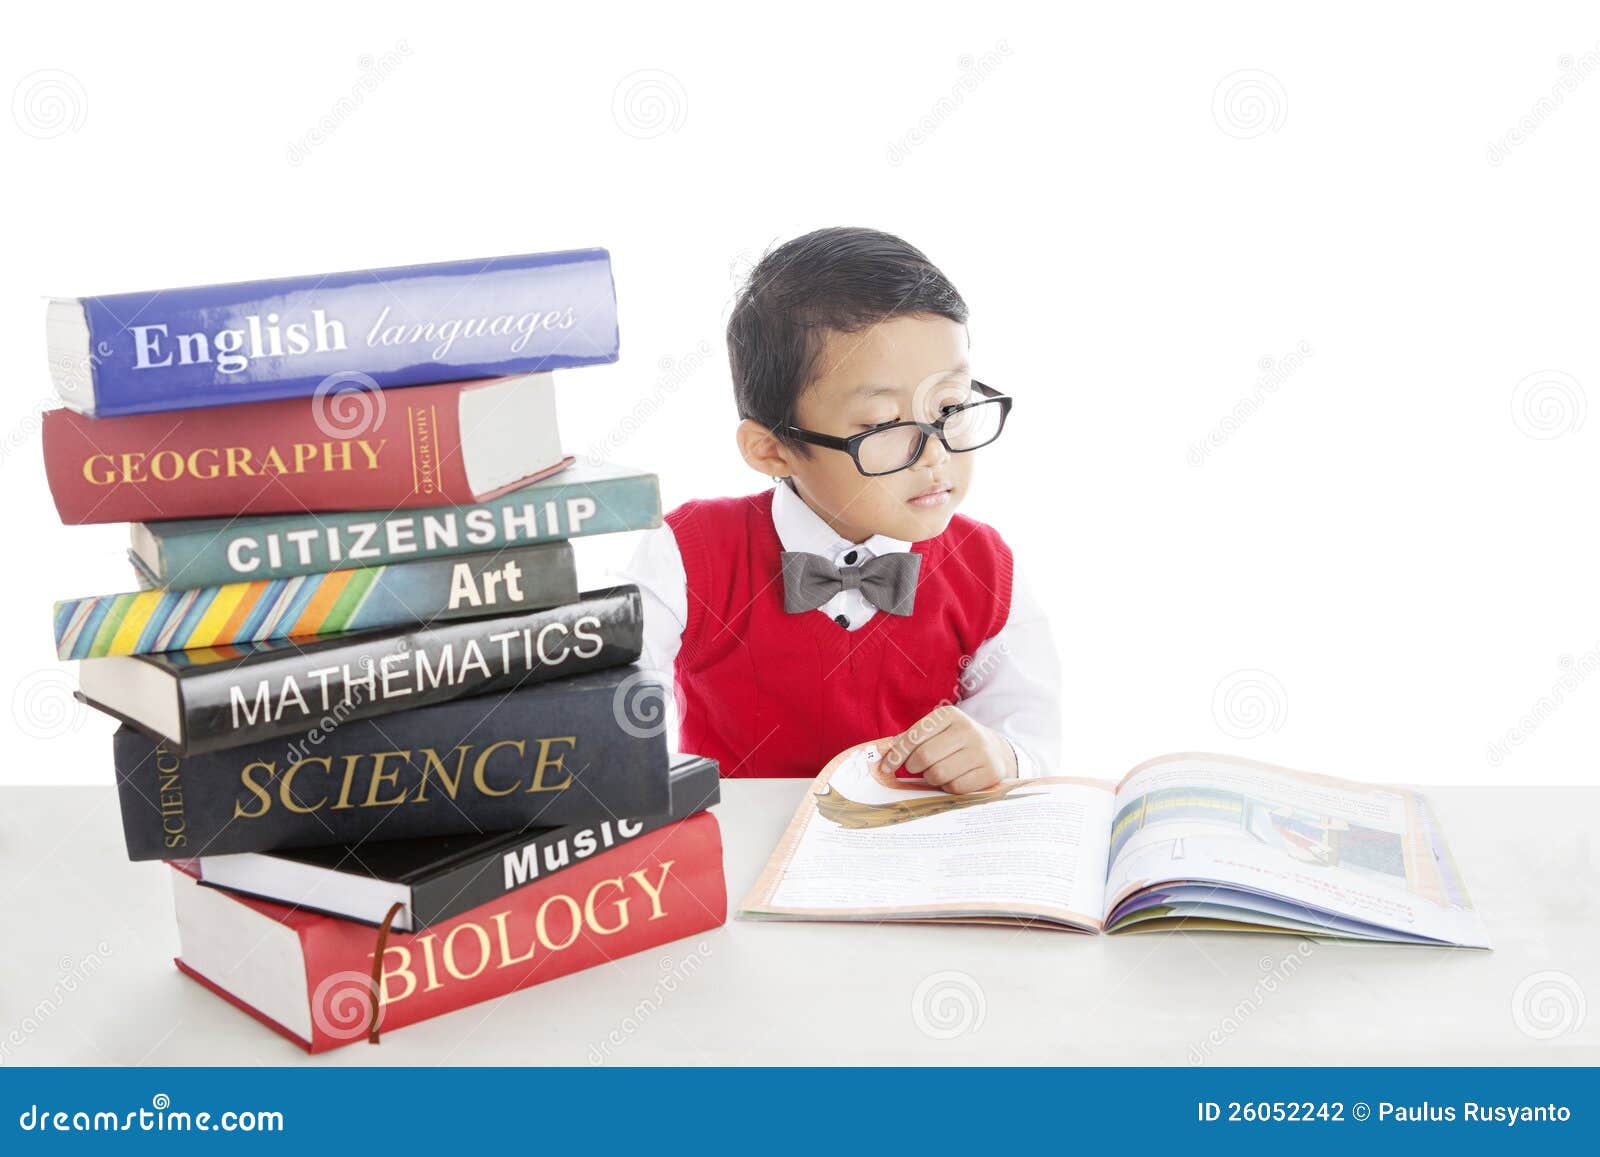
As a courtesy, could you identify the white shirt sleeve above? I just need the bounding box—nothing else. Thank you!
[613,523,689,752]
[956,564,1062,779]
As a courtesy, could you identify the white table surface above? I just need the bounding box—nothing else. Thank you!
[1,782,1595,1066]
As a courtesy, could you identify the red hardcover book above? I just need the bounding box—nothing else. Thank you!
[42,373,569,524]
[169,813,726,1053]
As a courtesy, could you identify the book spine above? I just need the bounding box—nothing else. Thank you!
[411,756,721,926]
[174,587,643,753]
[55,543,577,659]
[298,815,725,1051]
[67,249,618,417]
[113,668,670,859]
[141,470,660,587]
[43,378,497,524]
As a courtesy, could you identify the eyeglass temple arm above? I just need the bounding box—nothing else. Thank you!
[775,424,852,450]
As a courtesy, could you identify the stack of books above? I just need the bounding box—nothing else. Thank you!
[42,250,728,1051]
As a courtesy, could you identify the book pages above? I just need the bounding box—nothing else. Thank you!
[1103,753,1489,948]
[739,739,1116,930]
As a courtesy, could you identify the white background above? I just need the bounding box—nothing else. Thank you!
[5,2,1599,788]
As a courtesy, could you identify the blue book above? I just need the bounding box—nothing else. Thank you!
[48,249,618,417]
[129,462,660,588]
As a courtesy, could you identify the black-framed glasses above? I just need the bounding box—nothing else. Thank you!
[776,381,1013,477]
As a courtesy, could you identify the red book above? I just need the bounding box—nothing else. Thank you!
[42,373,569,524]
[169,813,726,1053]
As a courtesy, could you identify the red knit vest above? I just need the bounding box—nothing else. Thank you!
[665,488,1014,778]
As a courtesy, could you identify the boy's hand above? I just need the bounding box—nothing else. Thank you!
[881,705,1018,794]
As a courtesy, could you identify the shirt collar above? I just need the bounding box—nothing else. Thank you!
[771,481,912,564]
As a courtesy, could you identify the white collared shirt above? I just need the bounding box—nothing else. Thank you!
[770,480,917,631]
[616,482,1061,778]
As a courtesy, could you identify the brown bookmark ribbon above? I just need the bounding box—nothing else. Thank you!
[367,902,405,1045]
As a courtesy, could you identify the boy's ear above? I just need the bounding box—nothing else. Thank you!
[736,419,799,480]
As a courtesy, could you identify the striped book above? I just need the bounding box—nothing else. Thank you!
[53,543,576,660]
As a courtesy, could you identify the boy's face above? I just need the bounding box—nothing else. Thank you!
[784,313,976,544]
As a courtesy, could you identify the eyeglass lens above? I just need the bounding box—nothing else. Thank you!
[855,398,1006,474]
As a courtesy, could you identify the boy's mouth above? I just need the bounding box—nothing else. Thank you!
[906,481,954,510]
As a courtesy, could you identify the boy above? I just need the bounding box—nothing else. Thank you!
[621,227,1060,792]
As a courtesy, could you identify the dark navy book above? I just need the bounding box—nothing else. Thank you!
[47,249,619,417]
[111,666,674,861]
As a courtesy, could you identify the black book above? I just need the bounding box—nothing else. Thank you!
[78,585,643,754]
[113,665,671,861]
[197,753,720,931]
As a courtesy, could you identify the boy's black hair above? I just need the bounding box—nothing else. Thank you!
[727,226,967,438]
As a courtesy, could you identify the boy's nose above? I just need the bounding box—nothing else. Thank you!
[915,429,950,468]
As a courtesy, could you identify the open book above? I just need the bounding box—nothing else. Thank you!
[739,742,1490,948]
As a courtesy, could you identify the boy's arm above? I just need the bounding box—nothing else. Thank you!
[954,565,1062,779]
[614,523,689,750]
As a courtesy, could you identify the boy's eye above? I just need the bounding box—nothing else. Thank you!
[922,386,973,420]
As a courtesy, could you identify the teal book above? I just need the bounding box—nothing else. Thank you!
[130,462,660,588]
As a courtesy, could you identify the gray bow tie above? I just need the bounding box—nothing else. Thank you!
[780,551,922,617]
